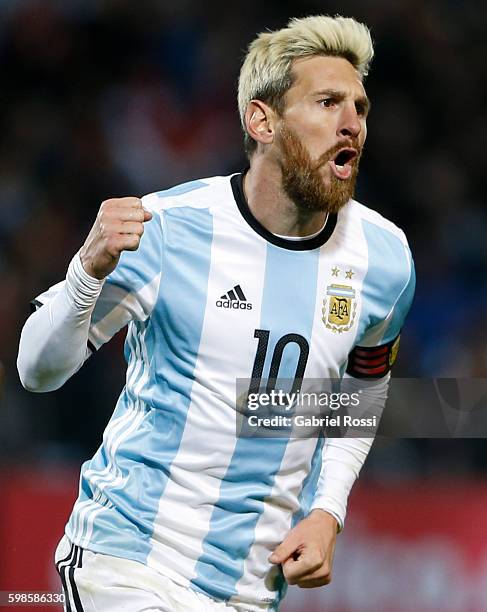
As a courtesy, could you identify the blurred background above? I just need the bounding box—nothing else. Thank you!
[1,0,487,610]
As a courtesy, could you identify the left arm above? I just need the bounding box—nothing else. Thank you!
[269,374,389,587]
[271,240,415,587]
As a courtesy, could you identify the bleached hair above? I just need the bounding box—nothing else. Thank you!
[238,15,374,156]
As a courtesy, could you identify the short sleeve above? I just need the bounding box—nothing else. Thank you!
[347,226,415,378]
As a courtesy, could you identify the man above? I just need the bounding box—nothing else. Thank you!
[18,14,415,612]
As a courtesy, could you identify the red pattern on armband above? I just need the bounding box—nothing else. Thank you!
[346,335,401,378]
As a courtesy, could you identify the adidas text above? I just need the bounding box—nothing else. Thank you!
[216,299,252,310]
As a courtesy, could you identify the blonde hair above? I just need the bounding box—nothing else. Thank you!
[238,15,374,156]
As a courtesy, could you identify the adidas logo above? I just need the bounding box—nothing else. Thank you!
[216,285,253,310]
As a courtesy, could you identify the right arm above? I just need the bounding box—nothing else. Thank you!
[18,254,104,392]
[17,197,154,392]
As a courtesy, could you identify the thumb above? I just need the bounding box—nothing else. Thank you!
[269,534,299,565]
[143,208,153,222]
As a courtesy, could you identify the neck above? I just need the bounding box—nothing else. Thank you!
[243,157,328,237]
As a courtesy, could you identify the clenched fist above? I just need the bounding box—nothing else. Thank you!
[79,197,153,280]
[269,509,338,588]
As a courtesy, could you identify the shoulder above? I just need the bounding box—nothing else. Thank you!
[344,198,415,297]
[345,198,410,250]
[140,174,234,215]
[344,200,416,347]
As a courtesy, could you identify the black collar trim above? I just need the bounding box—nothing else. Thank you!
[230,172,338,251]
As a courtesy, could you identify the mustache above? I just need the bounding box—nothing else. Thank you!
[316,140,362,168]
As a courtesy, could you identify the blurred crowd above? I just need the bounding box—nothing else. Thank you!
[1,0,486,473]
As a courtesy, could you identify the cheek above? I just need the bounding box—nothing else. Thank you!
[303,126,335,158]
[290,108,333,139]
[360,122,367,144]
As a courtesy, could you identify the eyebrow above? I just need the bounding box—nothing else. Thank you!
[311,89,371,115]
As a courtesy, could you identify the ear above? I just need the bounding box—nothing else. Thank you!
[244,100,276,148]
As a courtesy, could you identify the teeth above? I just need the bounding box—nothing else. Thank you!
[336,164,344,169]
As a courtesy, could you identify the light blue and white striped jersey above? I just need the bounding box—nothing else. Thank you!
[35,172,415,610]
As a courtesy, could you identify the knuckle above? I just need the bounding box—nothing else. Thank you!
[283,568,297,585]
[101,225,113,240]
[126,235,140,251]
[307,557,322,574]
[98,210,110,227]
[101,198,115,210]
[123,196,141,208]
[320,562,331,576]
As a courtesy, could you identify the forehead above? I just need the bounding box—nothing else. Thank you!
[287,55,366,99]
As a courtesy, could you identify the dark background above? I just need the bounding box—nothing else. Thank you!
[1,0,486,473]
[0,1,486,608]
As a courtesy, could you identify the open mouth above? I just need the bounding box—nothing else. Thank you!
[329,148,358,180]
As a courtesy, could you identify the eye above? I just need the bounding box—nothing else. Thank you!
[319,98,335,108]
[355,101,369,117]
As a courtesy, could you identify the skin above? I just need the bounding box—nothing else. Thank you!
[80,56,369,276]
[269,508,338,588]
[78,52,368,590]
[80,197,152,280]
[246,55,369,587]
[244,55,369,236]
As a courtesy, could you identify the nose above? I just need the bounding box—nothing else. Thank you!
[337,104,362,138]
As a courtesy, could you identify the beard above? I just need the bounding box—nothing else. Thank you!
[277,123,361,214]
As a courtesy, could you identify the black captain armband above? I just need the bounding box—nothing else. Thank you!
[346,335,401,378]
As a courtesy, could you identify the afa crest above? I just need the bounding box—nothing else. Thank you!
[322,284,357,333]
